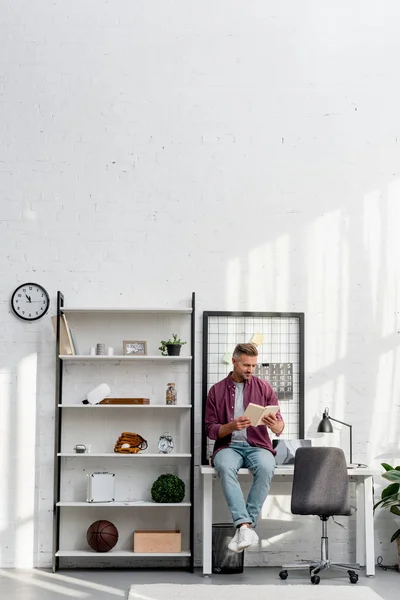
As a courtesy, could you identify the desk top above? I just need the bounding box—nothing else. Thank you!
[200,465,376,477]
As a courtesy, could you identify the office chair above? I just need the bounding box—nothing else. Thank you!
[279,446,360,585]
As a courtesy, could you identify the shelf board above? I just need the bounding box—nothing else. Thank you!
[58,453,191,458]
[58,404,192,408]
[56,550,191,557]
[57,501,191,507]
[59,355,192,362]
[61,307,192,314]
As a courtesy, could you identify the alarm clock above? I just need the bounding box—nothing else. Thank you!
[158,432,174,454]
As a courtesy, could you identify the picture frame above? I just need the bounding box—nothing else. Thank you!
[123,340,147,356]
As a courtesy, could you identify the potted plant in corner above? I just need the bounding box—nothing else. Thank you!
[159,333,187,356]
[373,462,400,569]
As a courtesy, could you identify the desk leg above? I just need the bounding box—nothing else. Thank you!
[203,473,213,576]
[356,479,365,567]
[364,475,375,576]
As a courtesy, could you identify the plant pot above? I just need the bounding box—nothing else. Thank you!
[166,344,181,356]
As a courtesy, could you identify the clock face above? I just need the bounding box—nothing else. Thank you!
[11,283,50,321]
[158,434,174,454]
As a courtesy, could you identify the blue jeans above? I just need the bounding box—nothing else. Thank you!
[214,442,276,528]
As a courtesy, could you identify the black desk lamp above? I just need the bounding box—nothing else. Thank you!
[317,407,353,466]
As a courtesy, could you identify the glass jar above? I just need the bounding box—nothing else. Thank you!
[166,383,177,405]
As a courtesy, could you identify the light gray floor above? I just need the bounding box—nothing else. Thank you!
[0,567,398,600]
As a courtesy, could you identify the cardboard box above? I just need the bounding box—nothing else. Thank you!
[133,530,181,553]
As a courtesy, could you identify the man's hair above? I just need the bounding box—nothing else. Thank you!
[233,343,258,359]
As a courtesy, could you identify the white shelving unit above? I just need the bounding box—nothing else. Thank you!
[58,404,192,408]
[58,453,192,458]
[57,501,191,507]
[60,355,192,361]
[53,292,195,571]
[56,550,191,558]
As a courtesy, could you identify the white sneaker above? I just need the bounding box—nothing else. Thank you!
[237,525,259,550]
[227,528,243,553]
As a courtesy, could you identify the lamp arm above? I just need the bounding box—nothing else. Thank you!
[328,417,353,464]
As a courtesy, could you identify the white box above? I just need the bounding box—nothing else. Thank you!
[86,472,115,503]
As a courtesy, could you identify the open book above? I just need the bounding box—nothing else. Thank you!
[243,403,279,427]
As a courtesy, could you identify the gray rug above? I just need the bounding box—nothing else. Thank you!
[128,584,384,600]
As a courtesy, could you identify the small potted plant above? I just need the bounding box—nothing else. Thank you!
[159,333,187,356]
[373,462,400,568]
[151,473,185,503]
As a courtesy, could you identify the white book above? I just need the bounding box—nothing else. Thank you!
[243,403,279,427]
[69,327,80,355]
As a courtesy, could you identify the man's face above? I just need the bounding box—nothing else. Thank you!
[232,353,258,381]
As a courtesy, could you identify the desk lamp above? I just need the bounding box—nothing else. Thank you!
[317,407,354,467]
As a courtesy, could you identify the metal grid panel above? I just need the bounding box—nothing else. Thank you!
[202,312,304,465]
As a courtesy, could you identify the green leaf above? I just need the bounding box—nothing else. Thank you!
[382,483,400,498]
[383,470,400,482]
[390,528,400,543]
[390,506,400,516]
[373,498,384,511]
[382,463,394,472]
[378,496,400,510]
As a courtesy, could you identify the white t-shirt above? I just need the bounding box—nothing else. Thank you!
[231,381,247,443]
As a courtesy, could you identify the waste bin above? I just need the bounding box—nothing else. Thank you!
[212,523,244,574]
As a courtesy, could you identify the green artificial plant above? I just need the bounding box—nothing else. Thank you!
[373,463,400,543]
[159,333,187,356]
[151,473,185,503]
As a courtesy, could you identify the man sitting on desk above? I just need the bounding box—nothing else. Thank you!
[205,343,285,552]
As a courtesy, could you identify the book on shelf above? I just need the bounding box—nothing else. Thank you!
[99,398,150,405]
[51,315,75,355]
[69,327,80,355]
[243,403,279,427]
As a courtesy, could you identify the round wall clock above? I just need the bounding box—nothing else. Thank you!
[11,283,50,321]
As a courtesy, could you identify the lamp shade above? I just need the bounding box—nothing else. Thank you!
[317,411,334,433]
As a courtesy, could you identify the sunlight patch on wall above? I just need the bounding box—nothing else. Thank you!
[306,210,349,372]
[261,494,292,521]
[382,180,400,338]
[246,234,289,308]
[370,349,398,455]
[363,190,381,320]
[15,353,37,568]
[225,257,241,309]
[0,370,11,550]
[275,234,289,308]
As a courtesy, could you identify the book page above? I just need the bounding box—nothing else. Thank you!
[244,403,279,426]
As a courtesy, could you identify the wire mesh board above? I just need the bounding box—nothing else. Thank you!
[202,312,304,465]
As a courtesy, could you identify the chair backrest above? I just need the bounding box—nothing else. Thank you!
[291,446,350,516]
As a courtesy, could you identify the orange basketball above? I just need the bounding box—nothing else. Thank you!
[86,520,118,552]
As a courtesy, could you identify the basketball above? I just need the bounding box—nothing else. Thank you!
[86,520,119,552]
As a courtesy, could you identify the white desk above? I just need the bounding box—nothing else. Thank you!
[201,465,375,577]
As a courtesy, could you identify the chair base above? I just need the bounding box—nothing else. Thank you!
[280,559,360,584]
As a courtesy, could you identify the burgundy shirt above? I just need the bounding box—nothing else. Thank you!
[205,373,284,465]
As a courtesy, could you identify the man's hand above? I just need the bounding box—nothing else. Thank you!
[261,412,284,435]
[233,415,252,431]
[217,416,251,438]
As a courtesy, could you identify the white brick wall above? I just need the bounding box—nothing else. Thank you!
[1,0,400,568]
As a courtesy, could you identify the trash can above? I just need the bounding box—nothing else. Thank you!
[212,523,244,574]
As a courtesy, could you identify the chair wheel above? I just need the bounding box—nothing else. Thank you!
[279,570,288,580]
[311,575,320,585]
[348,570,358,584]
